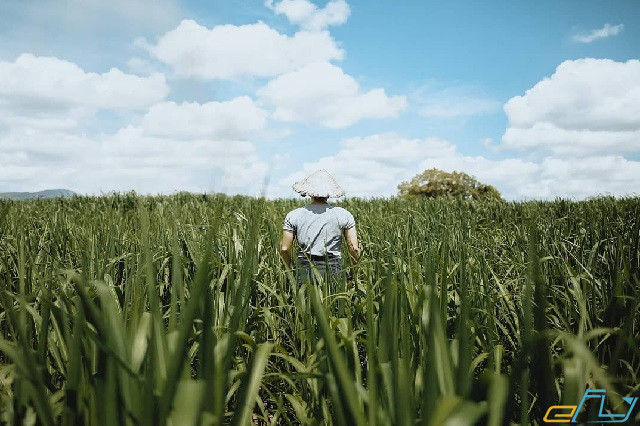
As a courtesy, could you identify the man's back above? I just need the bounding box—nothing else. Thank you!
[283,204,355,258]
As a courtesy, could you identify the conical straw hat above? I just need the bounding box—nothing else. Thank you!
[292,170,345,198]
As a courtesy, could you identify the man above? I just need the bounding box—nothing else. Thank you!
[279,170,360,286]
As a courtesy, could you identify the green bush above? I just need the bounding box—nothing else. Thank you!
[398,168,502,200]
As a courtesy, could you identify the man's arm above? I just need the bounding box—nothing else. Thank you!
[344,226,360,263]
[280,230,295,266]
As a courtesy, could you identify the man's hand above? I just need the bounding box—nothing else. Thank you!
[280,230,295,267]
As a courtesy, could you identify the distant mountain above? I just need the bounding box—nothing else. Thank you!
[0,189,76,200]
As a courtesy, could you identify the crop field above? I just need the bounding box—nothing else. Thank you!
[0,194,638,425]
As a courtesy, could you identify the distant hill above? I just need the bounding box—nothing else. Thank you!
[0,189,76,200]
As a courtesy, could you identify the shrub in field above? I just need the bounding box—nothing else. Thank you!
[398,168,502,200]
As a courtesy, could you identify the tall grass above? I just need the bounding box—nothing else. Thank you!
[0,193,638,424]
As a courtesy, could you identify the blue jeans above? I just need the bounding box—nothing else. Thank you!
[295,255,342,285]
[295,255,346,316]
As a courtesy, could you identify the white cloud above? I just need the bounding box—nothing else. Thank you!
[0,54,168,109]
[141,97,267,140]
[266,0,350,31]
[96,127,268,194]
[146,19,344,79]
[0,128,98,191]
[0,122,269,195]
[502,58,640,155]
[258,62,407,128]
[0,54,169,129]
[278,133,539,199]
[277,133,640,200]
[0,93,269,194]
[503,123,640,156]
[523,156,640,199]
[0,128,92,164]
[572,23,624,44]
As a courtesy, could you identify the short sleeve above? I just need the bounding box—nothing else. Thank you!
[283,211,296,232]
[341,209,355,230]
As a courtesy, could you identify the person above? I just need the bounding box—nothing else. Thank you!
[279,170,360,287]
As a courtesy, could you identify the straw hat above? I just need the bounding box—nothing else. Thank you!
[293,170,345,198]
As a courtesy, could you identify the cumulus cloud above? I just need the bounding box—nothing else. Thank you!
[0,93,270,194]
[0,53,169,109]
[277,133,640,200]
[0,128,92,165]
[95,127,268,194]
[502,58,640,156]
[278,134,539,199]
[265,0,350,31]
[0,127,98,191]
[0,122,269,195]
[258,62,407,128]
[522,156,640,199]
[146,19,344,79]
[141,97,267,140]
[0,54,169,129]
[503,123,640,156]
[0,54,168,109]
[572,23,624,44]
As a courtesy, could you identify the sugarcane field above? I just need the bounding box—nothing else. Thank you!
[0,194,638,424]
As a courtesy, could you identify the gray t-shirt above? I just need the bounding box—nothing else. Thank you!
[283,204,355,258]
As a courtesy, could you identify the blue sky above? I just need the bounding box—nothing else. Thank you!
[1,0,639,199]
